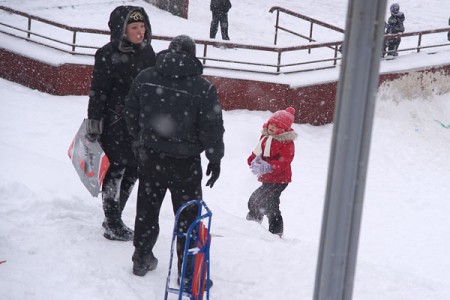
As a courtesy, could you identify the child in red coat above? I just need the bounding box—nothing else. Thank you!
[246,107,297,236]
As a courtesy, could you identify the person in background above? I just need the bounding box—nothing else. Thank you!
[447,17,450,41]
[383,3,405,57]
[85,6,156,241]
[210,0,232,40]
[246,107,297,237]
[124,35,224,284]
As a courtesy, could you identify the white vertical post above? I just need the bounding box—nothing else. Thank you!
[313,1,387,300]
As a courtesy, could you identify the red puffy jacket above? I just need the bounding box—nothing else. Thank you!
[247,129,297,183]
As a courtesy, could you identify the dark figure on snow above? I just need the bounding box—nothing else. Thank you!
[448,16,450,41]
[124,35,224,282]
[246,107,297,237]
[383,3,405,57]
[210,0,232,40]
[85,6,156,241]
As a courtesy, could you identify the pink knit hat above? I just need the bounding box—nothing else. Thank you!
[267,107,295,131]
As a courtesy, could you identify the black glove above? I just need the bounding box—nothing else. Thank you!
[205,162,221,188]
[85,119,103,142]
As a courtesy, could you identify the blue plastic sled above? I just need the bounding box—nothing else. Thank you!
[164,200,212,300]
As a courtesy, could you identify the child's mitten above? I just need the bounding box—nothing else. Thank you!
[250,157,272,177]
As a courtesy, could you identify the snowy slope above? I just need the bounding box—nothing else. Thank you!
[1,0,450,299]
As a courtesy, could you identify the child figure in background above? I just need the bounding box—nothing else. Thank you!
[246,107,298,237]
[383,3,405,57]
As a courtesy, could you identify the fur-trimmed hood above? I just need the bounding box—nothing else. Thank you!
[108,5,152,53]
[261,128,298,142]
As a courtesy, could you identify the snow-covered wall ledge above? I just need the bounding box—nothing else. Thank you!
[1,47,449,125]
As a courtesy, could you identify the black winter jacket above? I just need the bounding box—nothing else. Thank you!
[210,0,232,13]
[385,13,405,34]
[124,50,225,164]
[87,6,156,165]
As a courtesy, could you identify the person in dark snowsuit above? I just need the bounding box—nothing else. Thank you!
[210,0,232,40]
[124,35,224,282]
[383,3,405,57]
[85,6,156,241]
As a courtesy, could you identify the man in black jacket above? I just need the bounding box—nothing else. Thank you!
[210,0,232,40]
[124,35,225,278]
[86,6,156,241]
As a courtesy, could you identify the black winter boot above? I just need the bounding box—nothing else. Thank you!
[221,22,230,40]
[102,219,133,241]
[102,195,133,241]
[101,170,135,241]
[132,249,158,276]
[246,211,263,224]
[268,214,284,237]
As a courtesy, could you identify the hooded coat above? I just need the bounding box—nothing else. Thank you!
[124,49,225,164]
[247,128,297,183]
[87,5,156,166]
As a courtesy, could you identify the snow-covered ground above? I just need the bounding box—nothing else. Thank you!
[1,0,450,299]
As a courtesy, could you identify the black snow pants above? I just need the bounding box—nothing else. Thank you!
[210,11,229,40]
[133,149,203,275]
[247,183,288,235]
[102,162,137,227]
[383,37,401,56]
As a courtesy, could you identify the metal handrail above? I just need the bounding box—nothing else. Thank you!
[269,6,345,53]
[1,5,449,76]
[383,29,450,54]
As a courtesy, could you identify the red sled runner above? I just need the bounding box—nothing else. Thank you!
[68,119,110,197]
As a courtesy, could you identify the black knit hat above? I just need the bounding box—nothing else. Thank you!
[168,35,196,56]
[128,10,145,24]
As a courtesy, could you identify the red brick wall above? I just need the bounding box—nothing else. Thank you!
[287,82,338,125]
[1,49,58,93]
[205,76,290,111]
[57,64,92,96]
[2,48,449,125]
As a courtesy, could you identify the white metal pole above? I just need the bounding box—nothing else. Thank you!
[313,1,387,300]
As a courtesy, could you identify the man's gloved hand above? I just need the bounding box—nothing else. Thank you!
[85,119,103,142]
[250,156,272,177]
[206,162,221,188]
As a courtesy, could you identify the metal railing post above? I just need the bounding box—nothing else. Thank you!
[276,51,282,74]
[72,31,77,52]
[274,9,280,45]
[333,44,339,66]
[27,17,31,38]
[203,44,207,65]
[417,33,422,53]
[308,22,314,54]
